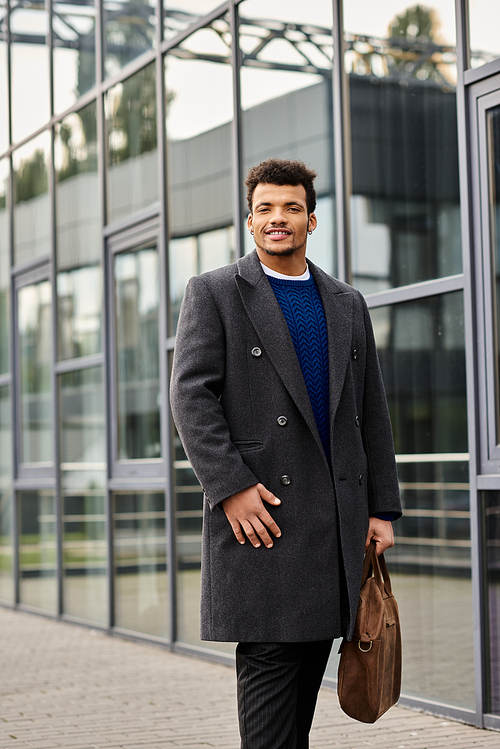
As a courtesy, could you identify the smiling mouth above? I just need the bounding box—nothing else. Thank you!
[265,229,291,236]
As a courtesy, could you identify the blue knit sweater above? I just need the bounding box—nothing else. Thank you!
[267,274,331,463]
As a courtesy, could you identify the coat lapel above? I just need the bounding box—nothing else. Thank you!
[235,252,323,451]
[308,260,353,426]
[236,251,354,452]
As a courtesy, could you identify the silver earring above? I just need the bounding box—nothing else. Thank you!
[308,230,313,235]
[250,230,254,235]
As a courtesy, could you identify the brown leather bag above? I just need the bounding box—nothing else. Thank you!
[337,540,402,723]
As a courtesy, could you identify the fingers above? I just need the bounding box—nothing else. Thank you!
[221,484,282,548]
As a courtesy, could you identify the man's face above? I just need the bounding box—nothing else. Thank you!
[247,183,317,259]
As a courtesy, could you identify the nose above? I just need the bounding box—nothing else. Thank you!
[270,208,287,224]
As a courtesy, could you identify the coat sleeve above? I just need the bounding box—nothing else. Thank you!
[360,293,402,520]
[170,275,259,510]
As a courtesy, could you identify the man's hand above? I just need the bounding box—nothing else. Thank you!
[365,516,394,556]
[222,483,282,548]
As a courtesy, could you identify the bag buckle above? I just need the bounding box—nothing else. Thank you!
[358,640,373,652]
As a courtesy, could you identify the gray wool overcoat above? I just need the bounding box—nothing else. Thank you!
[170,250,402,643]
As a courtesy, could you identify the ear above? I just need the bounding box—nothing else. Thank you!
[247,213,253,233]
[307,213,318,232]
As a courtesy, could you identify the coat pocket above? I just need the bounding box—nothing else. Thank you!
[233,440,264,453]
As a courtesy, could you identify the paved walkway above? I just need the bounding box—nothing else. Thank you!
[0,607,498,749]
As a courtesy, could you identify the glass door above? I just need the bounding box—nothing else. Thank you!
[472,74,500,723]
[107,222,164,479]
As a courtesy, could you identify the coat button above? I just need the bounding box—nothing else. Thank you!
[358,474,363,485]
[355,416,360,427]
[352,349,358,360]
[251,347,262,357]
[280,475,291,486]
[277,416,288,427]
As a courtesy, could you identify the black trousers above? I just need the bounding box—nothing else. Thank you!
[235,640,333,749]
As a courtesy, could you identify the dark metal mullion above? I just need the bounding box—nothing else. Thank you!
[95,0,114,632]
[229,0,244,259]
[155,0,175,647]
[6,0,11,148]
[47,1,63,614]
[7,0,16,605]
[331,0,351,285]
[455,0,484,726]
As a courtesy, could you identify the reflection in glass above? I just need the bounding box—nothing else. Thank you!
[13,132,51,266]
[10,0,50,143]
[0,2,8,153]
[344,1,461,293]
[469,1,500,69]
[105,63,158,224]
[172,420,234,654]
[104,0,156,79]
[484,491,500,715]
[239,1,336,277]
[165,22,234,331]
[169,227,235,335]
[55,102,102,360]
[368,292,473,709]
[18,280,53,465]
[113,492,168,637]
[488,107,500,446]
[0,158,9,374]
[18,490,57,612]
[0,385,13,602]
[164,0,224,39]
[115,246,160,460]
[60,367,107,623]
[53,0,96,115]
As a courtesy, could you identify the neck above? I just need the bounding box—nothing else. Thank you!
[256,247,307,276]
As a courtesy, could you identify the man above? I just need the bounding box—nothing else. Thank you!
[170,158,401,749]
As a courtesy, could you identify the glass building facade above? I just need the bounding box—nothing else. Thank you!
[0,0,500,730]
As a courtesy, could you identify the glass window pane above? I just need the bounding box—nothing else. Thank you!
[18,280,53,466]
[113,491,168,637]
[10,0,50,143]
[165,16,235,335]
[369,292,473,709]
[164,1,225,40]
[343,1,461,293]
[483,491,500,715]
[104,0,156,79]
[105,63,158,224]
[13,132,51,266]
[114,246,160,460]
[0,2,8,153]
[18,490,57,612]
[0,158,9,374]
[239,1,336,275]
[172,419,235,655]
[0,385,13,603]
[53,0,96,115]
[55,102,102,361]
[469,0,500,70]
[60,367,107,624]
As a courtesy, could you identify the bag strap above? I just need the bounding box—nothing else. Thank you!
[362,540,393,598]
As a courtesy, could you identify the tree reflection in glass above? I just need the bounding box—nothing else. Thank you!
[105,62,158,224]
[55,102,102,361]
[18,280,53,466]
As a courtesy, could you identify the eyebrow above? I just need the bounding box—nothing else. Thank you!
[254,201,304,209]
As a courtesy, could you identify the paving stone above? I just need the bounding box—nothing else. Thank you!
[0,606,498,749]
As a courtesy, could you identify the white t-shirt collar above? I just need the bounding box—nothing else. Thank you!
[260,262,310,281]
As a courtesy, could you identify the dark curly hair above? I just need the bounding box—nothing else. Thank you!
[245,158,317,215]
